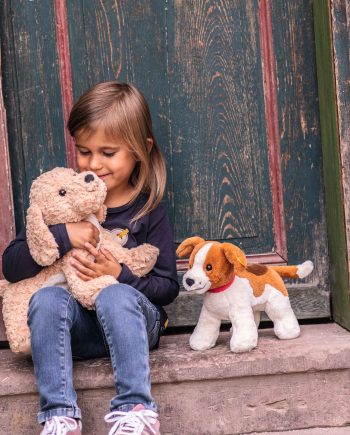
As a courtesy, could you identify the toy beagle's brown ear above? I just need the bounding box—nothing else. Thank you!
[222,243,247,269]
[26,204,60,266]
[176,236,205,258]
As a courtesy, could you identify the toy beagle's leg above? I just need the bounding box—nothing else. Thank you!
[229,305,258,353]
[265,287,300,339]
[231,311,260,336]
[253,311,261,328]
[189,306,221,351]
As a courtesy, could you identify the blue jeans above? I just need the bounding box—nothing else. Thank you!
[27,284,161,424]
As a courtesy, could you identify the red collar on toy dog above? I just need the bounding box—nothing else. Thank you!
[208,275,236,293]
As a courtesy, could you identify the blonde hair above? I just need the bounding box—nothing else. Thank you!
[68,82,166,221]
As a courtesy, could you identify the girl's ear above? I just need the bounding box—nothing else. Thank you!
[146,138,153,153]
[222,243,247,269]
[26,204,59,266]
[176,236,205,258]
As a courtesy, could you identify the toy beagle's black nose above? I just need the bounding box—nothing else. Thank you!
[84,174,95,183]
[186,278,195,287]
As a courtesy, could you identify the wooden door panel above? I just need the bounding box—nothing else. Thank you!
[0,50,14,341]
[67,0,174,215]
[0,0,331,330]
[0,0,67,229]
[270,0,329,273]
[168,0,274,251]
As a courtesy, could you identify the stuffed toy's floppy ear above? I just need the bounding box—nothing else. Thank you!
[26,204,59,266]
[176,236,205,258]
[222,243,247,270]
[95,205,107,224]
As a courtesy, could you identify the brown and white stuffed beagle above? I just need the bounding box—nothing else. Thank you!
[176,237,313,353]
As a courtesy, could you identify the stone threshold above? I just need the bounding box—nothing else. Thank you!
[1,323,350,397]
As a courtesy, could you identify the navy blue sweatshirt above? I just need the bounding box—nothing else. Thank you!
[2,195,179,309]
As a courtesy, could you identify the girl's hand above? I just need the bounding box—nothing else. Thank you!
[66,222,100,249]
[70,242,122,281]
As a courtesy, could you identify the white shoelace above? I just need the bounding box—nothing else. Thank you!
[104,408,159,435]
[41,416,79,435]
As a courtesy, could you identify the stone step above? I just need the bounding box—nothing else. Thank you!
[252,429,350,435]
[0,323,350,434]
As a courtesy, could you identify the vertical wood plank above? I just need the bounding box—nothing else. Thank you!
[167,0,274,252]
[332,0,350,293]
[0,0,67,230]
[314,0,350,329]
[0,46,14,341]
[259,0,287,259]
[54,0,76,169]
[66,1,173,217]
[270,0,329,287]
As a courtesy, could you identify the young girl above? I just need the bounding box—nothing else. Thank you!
[2,82,179,435]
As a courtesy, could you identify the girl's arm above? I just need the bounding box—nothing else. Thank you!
[118,205,180,306]
[2,225,71,282]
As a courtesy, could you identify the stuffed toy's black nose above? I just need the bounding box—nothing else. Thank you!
[84,174,95,183]
[186,278,195,287]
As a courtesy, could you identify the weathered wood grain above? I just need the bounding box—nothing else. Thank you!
[259,0,287,259]
[0,0,67,229]
[313,0,350,330]
[168,0,274,251]
[0,45,15,341]
[332,0,350,299]
[54,0,76,169]
[0,1,332,332]
[0,49,14,273]
[270,1,329,308]
[66,0,174,222]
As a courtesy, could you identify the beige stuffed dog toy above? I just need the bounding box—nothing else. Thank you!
[176,237,313,353]
[0,167,159,354]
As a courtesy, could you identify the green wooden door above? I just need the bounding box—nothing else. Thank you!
[1,0,330,326]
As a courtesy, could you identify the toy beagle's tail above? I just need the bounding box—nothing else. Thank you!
[271,260,314,279]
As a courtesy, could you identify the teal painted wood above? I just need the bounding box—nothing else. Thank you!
[270,1,329,285]
[0,0,67,231]
[316,0,350,330]
[167,0,274,251]
[332,0,350,248]
[66,1,174,224]
[0,1,331,328]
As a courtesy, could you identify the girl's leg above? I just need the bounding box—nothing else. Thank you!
[28,286,107,424]
[95,283,160,413]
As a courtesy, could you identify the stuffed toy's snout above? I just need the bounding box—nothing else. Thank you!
[176,236,245,294]
[26,168,107,267]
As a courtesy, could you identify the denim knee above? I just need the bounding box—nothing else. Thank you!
[95,284,139,313]
[28,286,72,322]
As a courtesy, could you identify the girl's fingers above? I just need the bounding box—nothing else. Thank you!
[101,248,117,262]
[71,258,97,277]
[84,242,103,260]
[85,242,106,263]
[75,270,91,281]
[72,251,97,268]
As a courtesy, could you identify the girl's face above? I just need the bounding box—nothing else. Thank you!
[75,128,137,207]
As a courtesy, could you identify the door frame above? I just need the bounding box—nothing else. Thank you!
[0,44,15,340]
[314,0,350,330]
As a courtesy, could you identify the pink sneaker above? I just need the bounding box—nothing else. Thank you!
[104,404,161,435]
[40,416,82,435]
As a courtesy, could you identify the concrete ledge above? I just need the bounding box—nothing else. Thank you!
[0,324,350,434]
[252,428,350,435]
